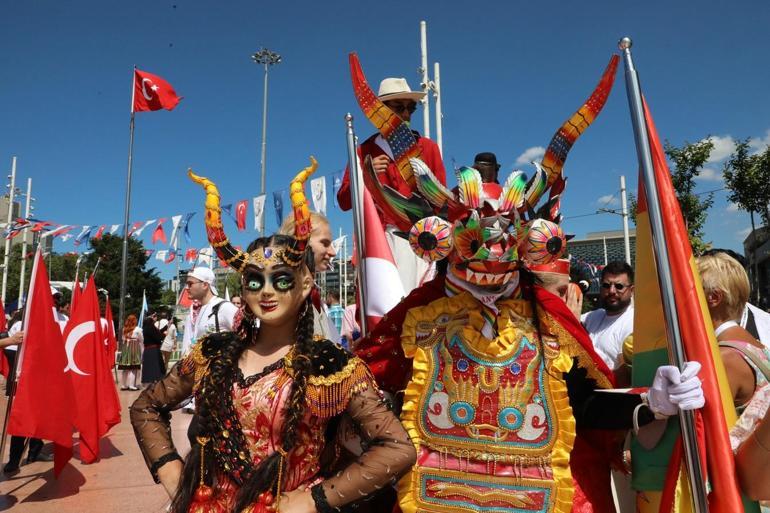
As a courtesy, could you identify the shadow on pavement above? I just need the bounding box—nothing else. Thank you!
[21,465,86,503]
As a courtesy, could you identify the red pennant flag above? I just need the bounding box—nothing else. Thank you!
[235,200,248,231]
[361,189,405,330]
[63,276,121,463]
[9,250,76,476]
[128,221,143,236]
[133,69,181,112]
[31,221,52,233]
[103,296,117,369]
[185,248,198,263]
[177,287,192,308]
[152,219,168,245]
[0,297,7,378]
[165,250,176,264]
[92,225,106,240]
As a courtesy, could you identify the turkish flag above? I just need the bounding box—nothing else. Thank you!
[62,276,121,464]
[92,225,106,240]
[235,200,248,231]
[152,219,168,245]
[103,296,117,369]
[8,250,76,476]
[177,287,192,308]
[72,279,82,312]
[133,69,181,112]
[185,248,198,263]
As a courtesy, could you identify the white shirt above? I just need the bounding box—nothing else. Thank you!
[161,323,177,352]
[581,304,634,370]
[742,303,770,348]
[5,321,22,352]
[181,296,237,355]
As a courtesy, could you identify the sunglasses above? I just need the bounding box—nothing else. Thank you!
[385,101,417,114]
[601,282,630,291]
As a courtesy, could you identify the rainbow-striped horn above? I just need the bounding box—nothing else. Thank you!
[289,156,318,252]
[350,53,421,188]
[532,54,619,207]
[188,169,249,273]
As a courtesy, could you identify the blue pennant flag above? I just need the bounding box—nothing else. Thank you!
[332,171,343,208]
[273,190,284,228]
[181,212,196,244]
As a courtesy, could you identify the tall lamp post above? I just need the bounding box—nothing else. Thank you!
[251,48,281,234]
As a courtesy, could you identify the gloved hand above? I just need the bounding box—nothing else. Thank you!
[645,361,705,418]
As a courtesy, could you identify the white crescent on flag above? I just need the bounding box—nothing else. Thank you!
[63,321,95,376]
[141,78,156,100]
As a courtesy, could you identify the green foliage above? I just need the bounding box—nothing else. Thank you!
[723,140,770,225]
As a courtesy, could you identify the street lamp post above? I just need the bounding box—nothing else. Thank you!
[251,48,281,234]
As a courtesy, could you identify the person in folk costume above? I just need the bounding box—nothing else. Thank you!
[131,159,415,513]
[351,54,705,513]
[277,204,341,343]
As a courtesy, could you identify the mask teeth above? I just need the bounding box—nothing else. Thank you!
[471,245,491,261]
[500,244,518,263]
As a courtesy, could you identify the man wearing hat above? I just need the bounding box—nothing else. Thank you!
[473,152,501,184]
[337,77,447,293]
[180,267,237,357]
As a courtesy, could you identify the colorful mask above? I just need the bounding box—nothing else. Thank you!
[352,55,619,287]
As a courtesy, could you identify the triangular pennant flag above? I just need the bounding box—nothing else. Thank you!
[311,176,327,216]
[151,219,167,245]
[253,195,266,232]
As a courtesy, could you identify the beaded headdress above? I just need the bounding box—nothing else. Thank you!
[188,157,318,271]
[351,54,619,287]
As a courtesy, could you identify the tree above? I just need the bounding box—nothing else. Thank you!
[724,140,770,227]
[627,139,715,254]
[78,234,163,318]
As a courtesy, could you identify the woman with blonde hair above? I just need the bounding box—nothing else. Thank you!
[117,314,143,391]
[697,253,770,505]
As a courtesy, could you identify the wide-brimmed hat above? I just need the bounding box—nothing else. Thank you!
[377,77,426,102]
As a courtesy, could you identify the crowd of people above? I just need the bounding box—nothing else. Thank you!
[3,68,770,513]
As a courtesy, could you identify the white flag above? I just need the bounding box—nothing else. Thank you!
[225,286,230,301]
[169,214,183,247]
[109,224,121,235]
[156,250,168,262]
[253,195,266,232]
[310,176,327,216]
[132,219,156,237]
[331,235,346,255]
[198,247,214,267]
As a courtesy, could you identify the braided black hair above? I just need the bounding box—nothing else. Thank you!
[171,234,317,512]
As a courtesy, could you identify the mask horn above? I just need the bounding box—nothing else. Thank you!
[289,156,318,252]
[188,169,249,272]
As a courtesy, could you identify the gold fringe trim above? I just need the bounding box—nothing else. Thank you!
[305,357,377,419]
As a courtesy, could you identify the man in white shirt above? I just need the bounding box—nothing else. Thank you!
[581,261,635,373]
[181,267,238,356]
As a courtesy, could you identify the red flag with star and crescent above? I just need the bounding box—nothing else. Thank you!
[8,250,76,476]
[133,69,181,112]
[235,200,248,231]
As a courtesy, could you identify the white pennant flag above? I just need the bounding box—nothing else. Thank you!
[155,250,168,262]
[253,195,266,232]
[132,219,156,237]
[109,224,121,235]
[169,215,183,247]
[310,176,327,216]
[197,247,214,267]
[61,233,74,242]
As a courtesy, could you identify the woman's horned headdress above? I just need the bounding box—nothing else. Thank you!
[188,156,318,270]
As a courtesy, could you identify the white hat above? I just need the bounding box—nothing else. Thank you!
[377,77,426,102]
[189,267,218,296]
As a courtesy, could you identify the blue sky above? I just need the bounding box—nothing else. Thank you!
[1,1,768,279]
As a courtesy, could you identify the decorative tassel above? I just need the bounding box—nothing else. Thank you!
[189,436,226,513]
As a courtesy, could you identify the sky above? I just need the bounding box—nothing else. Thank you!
[1,0,768,280]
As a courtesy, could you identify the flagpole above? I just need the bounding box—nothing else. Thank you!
[1,157,17,304]
[344,114,367,337]
[343,235,348,306]
[619,36,708,513]
[338,228,343,304]
[17,178,32,307]
[118,67,137,346]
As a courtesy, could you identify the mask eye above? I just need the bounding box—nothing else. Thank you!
[273,274,295,292]
[244,274,264,292]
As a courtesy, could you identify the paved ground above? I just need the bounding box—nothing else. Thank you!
[0,385,193,513]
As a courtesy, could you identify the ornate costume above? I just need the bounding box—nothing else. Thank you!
[132,159,415,513]
[351,53,637,513]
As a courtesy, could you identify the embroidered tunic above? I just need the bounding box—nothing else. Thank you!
[130,337,415,512]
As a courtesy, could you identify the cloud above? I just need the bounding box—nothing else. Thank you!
[736,227,753,240]
[703,135,736,163]
[750,129,770,154]
[726,203,741,213]
[596,194,619,207]
[696,167,723,182]
[515,146,545,165]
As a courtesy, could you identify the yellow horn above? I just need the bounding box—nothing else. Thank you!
[289,156,318,246]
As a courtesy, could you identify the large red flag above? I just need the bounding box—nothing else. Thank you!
[0,297,7,378]
[235,200,248,231]
[631,99,743,513]
[63,276,121,464]
[361,189,404,330]
[133,69,181,112]
[8,250,76,476]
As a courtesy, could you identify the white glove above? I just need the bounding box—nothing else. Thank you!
[645,361,705,418]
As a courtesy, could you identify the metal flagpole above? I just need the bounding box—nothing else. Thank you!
[17,178,32,307]
[342,235,348,306]
[419,21,430,138]
[619,36,708,513]
[338,228,343,303]
[118,67,137,347]
[620,175,631,265]
[433,62,443,156]
[345,114,368,337]
[1,157,17,303]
